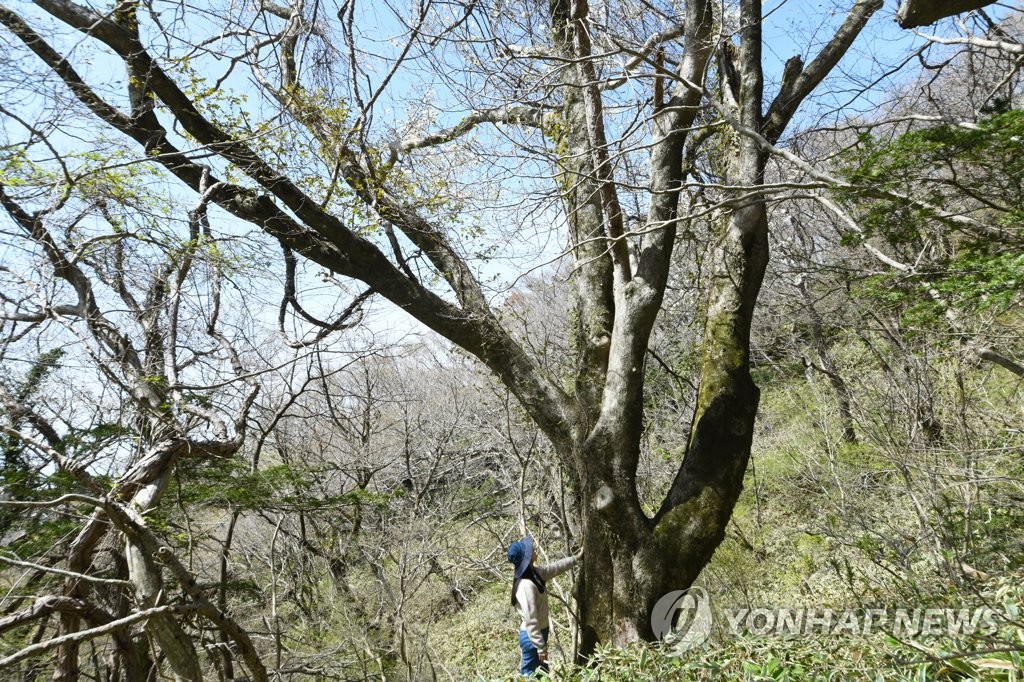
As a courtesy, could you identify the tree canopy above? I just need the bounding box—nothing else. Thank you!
[0,0,1022,679]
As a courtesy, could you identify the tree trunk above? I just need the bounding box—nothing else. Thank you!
[573,399,659,649]
[52,515,108,682]
[566,0,764,653]
[124,539,203,682]
[124,443,203,682]
[798,278,857,443]
[573,136,769,656]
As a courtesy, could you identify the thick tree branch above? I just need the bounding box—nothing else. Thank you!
[0,604,194,671]
[636,0,714,283]
[570,0,632,285]
[915,32,1023,55]
[0,597,87,635]
[547,0,616,427]
[395,105,545,153]
[763,0,884,143]
[897,0,999,29]
[7,0,577,453]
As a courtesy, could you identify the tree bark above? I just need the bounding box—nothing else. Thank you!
[798,279,857,443]
[896,0,998,28]
[123,442,203,682]
[574,0,881,653]
[51,515,108,682]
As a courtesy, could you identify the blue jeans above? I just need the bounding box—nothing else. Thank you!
[518,627,549,676]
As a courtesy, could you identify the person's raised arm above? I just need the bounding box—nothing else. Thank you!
[535,547,583,580]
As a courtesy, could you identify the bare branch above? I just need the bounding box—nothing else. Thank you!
[815,195,1024,379]
[395,106,546,154]
[0,553,132,588]
[763,0,885,143]
[0,604,195,671]
[915,31,1024,55]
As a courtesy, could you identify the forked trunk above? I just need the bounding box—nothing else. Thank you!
[575,191,768,653]
[564,0,883,654]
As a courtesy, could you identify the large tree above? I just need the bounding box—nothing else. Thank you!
[0,0,891,657]
[0,157,272,679]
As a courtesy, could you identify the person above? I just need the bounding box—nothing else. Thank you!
[506,535,583,677]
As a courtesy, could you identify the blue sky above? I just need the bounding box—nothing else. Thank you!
[3,0,1017,340]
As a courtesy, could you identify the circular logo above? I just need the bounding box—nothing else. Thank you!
[650,587,712,652]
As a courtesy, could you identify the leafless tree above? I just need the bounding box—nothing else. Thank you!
[0,120,368,677]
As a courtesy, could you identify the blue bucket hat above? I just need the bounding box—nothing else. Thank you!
[507,535,534,579]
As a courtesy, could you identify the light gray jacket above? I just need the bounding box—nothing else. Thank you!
[514,556,577,654]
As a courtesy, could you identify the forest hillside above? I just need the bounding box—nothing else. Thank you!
[1,0,1022,679]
